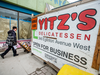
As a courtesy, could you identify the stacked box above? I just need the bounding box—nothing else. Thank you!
[19,41,31,52]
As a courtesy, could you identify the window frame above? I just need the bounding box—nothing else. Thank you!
[0,6,32,41]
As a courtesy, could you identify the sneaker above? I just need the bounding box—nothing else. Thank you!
[1,54,4,59]
[14,54,19,57]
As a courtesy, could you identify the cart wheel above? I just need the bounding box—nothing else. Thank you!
[31,53,34,55]
[24,50,27,52]
[27,51,29,53]
[43,62,47,64]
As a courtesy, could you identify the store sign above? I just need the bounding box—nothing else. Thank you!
[31,1,100,75]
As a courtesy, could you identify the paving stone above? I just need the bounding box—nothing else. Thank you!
[33,73,38,75]
[44,66,52,71]
[50,71,57,75]
[36,70,42,74]
[36,68,41,71]
[30,72,36,75]
[41,68,48,73]
[45,72,52,75]
[28,64,57,75]
[45,67,56,74]
[39,73,45,75]
[49,69,57,74]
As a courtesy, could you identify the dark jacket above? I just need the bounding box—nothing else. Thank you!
[11,30,17,43]
[6,30,17,46]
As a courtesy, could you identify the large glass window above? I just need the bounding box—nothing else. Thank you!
[0,18,9,40]
[19,13,31,39]
[0,7,18,41]
[0,7,31,41]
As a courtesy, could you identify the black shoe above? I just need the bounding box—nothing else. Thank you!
[1,54,4,59]
[14,54,19,57]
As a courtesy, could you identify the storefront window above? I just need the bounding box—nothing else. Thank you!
[0,7,18,41]
[0,18,9,41]
[19,13,31,39]
[0,7,32,41]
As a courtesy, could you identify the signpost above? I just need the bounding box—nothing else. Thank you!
[31,0,100,75]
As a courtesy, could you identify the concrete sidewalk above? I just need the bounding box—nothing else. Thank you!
[0,48,57,75]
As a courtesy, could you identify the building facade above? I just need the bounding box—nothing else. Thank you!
[0,0,69,49]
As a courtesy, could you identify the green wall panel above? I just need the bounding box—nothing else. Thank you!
[2,0,69,13]
[37,0,44,12]
[17,0,37,11]
[4,0,17,3]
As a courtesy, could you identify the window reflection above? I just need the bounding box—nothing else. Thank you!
[0,8,18,41]
[19,13,31,39]
[0,7,31,41]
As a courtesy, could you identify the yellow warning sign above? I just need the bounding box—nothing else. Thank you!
[57,64,93,75]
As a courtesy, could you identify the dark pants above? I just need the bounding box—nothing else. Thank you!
[2,46,16,56]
